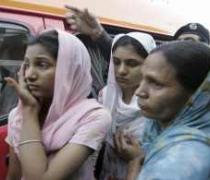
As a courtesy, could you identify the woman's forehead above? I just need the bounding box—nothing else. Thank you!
[25,44,54,59]
[113,44,139,56]
[143,52,167,70]
[142,52,177,82]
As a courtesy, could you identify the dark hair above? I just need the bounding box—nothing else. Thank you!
[112,35,148,58]
[151,41,210,91]
[27,30,59,60]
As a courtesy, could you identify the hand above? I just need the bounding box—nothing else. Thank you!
[65,5,104,40]
[4,65,40,112]
[113,130,144,162]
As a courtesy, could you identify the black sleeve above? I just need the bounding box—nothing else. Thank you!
[95,30,112,63]
[77,33,112,98]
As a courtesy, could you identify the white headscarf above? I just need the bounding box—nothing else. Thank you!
[99,32,156,145]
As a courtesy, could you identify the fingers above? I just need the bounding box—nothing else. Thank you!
[65,9,81,32]
[65,5,81,14]
[18,64,27,89]
[114,130,129,152]
[4,77,21,95]
[113,132,121,152]
[65,5,84,19]
[65,13,77,23]
[83,8,98,25]
[65,17,78,31]
[126,134,139,146]
[65,6,95,25]
[119,131,128,151]
[84,8,92,19]
[5,64,27,97]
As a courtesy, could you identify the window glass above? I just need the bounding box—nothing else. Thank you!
[0,22,29,123]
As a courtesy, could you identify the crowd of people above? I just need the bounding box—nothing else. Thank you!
[3,5,210,180]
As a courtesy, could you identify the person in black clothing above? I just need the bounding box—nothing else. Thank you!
[65,6,112,98]
[174,23,210,45]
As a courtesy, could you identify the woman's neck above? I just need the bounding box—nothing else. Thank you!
[121,86,137,104]
[159,120,172,129]
[39,99,52,127]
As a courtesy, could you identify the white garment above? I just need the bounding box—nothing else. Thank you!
[101,32,156,144]
[98,32,156,180]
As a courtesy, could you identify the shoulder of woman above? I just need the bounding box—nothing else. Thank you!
[139,141,210,180]
[88,107,111,124]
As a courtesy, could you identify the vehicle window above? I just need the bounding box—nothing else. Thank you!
[0,22,29,124]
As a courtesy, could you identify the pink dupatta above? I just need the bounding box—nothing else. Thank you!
[7,29,104,154]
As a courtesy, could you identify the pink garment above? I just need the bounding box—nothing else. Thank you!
[6,29,111,179]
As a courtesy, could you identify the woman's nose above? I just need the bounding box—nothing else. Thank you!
[135,81,148,99]
[118,63,127,75]
[25,66,37,81]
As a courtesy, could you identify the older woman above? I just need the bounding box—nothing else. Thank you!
[133,41,210,179]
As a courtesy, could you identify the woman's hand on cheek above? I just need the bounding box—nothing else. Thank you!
[113,130,144,162]
[4,65,40,113]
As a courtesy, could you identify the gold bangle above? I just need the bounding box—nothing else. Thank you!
[18,139,42,147]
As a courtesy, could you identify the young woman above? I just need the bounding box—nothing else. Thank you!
[133,41,210,179]
[97,32,156,179]
[5,29,111,180]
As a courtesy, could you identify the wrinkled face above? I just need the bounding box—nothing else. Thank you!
[24,44,56,101]
[113,44,144,91]
[177,33,202,43]
[135,52,191,126]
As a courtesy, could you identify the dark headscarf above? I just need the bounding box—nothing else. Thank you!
[174,23,210,45]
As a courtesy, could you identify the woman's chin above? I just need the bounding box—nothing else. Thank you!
[140,109,153,118]
[118,82,128,89]
[30,91,42,99]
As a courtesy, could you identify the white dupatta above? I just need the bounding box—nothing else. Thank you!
[100,32,156,145]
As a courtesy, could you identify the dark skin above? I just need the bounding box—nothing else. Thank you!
[113,130,144,180]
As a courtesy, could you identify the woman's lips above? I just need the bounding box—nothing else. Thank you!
[138,103,150,112]
[27,84,39,91]
[116,77,128,83]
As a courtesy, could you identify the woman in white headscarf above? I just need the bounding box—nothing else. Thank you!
[97,32,156,180]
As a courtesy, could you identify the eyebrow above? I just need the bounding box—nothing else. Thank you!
[113,56,140,62]
[25,55,52,61]
[147,75,160,83]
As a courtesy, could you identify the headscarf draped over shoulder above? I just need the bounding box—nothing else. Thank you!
[99,32,156,145]
[7,29,107,154]
[139,67,210,180]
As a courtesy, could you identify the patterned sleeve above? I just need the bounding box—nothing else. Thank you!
[138,141,210,180]
[5,108,17,146]
[69,108,111,150]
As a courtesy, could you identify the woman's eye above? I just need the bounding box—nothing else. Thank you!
[152,81,163,89]
[113,59,120,66]
[126,61,139,67]
[38,61,49,69]
[147,78,163,89]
